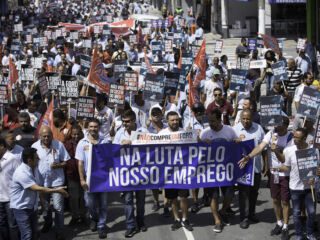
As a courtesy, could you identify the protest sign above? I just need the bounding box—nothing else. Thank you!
[236,57,250,70]
[272,61,288,82]
[58,76,79,103]
[32,57,43,69]
[14,23,23,32]
[257,37,264,48]
[297,86,320,119]
[314,115,320,148]
[38,73,48,97]
[131,130,198,145]
[0,85,9,104]
[151,41,163,55]
[113,60,127,81]
[10,41,21,55]
[70,31,79,40]
[93,25,100,34]
[76,97,95,119]
[26,34,33,44]
[297,38,306,51]
[88,140,255,192]
[181,52,193,71]
[38,37,48,47]
[296,148,319,181]
[80,55,91,77]
[108,83,125,107]
[144,73,164,101]
[178,68,187,91]
[55,29,62,38]
[124,72,138,92]
[229,69,247,92]
[249,59,267,69]
[214,40,223,53]
[129,34,137,44]
[248,38,257,51]
[20,68,33,82]
[44,30,52,40]
[166,32,174,40]
[84,39,92,49]
[47,72,61,90]
[164,39,173,53]
[260,95,283,127]
[164,71,180,96]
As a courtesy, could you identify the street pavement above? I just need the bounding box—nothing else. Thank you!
[39,178,320,240]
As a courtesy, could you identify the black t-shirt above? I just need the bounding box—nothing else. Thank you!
[12,126,37,148]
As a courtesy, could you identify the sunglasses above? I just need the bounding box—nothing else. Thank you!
[214,93,222,97]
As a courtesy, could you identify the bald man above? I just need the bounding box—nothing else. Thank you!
[31,126,70,240]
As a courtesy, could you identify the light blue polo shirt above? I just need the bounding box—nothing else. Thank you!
[75,135,109,174]
[233,122,265,173]
[10,163,43,210]
[31,140,70,187]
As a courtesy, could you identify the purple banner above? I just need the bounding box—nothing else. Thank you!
[88,140,255,192]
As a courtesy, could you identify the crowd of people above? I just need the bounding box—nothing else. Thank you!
[0,0,320,240]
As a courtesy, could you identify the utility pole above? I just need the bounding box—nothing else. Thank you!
[258,0,265,34]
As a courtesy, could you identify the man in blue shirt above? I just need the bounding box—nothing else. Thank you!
[76,118,109,239]
[31,126,70,240]
[10,148,68,240]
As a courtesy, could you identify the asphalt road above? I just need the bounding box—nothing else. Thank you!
[39,176,319,240]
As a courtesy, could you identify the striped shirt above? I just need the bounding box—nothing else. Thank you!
[285,67,303,92]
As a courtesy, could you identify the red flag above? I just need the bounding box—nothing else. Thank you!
[194,39,206,86]
[144,54,155,74]
[9,57,19,86]
[88,47,110,93]
[259,33,281,54]
[36,100,54,137]
[137,25,143,44]
[187,71,196,107]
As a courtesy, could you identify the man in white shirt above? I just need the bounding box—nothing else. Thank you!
[201,69,224,108]
[95,94,113,142]
[200,108,238,233]
[159,111,194,232]
[280,128,316,240]
[238,116,292,240]
[0,137,20,240]
[113,110,147,238]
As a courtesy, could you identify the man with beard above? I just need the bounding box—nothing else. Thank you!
[76,119,109,239]
[12,112,36,148]
[159,111,194,232]
[31,126,70,240]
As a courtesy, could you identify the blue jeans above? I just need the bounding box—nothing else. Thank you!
[12,208,37,240]
[291,189,315,237]
[85,192,108,230]
[266,74,274,93]
[43,192,64,233]
[0,202,19,240]
[124,190,145,230]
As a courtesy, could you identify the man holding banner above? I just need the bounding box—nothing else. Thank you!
[233,109,265,229]
[200,108,238,233]
[113,110,148,238]
[159,110,194,232]
[76,119,109,239]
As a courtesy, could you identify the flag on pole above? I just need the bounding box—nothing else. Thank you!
[36,100,54,137]
[194,39,206,86]
[9,57,19,87]
[88,47,110,93]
